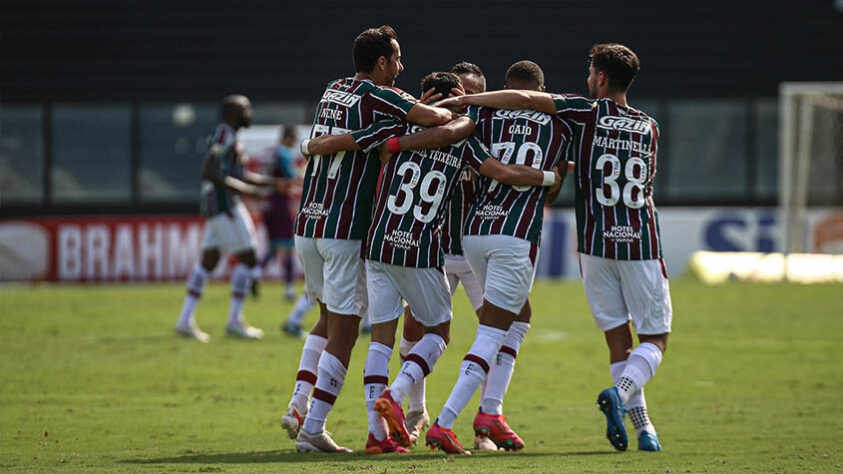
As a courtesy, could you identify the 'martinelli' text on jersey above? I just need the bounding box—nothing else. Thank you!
[464,106,572,246]
[295,78,417,240]
[359,122,489,268]
[553,95,662,260]
[200,123,244,218]
[441,167,477,256]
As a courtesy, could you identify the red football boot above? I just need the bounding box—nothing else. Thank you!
[473,409,525,451]
[374,389,412,447]
[424,420,471,455]
[364,432,410,454]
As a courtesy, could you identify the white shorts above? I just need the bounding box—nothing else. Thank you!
[578,252,673,335]
[201,202,258,254]
[444,254,483,311]
[366,260,452,327]
[294,236,367,316]
[462,234,538,315]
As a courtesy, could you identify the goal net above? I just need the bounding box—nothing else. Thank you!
[779,83,843,255]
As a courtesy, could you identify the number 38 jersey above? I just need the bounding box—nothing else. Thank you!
[464,105,572,246]
[553,95,662,260]
[365,124,490,268]
[295,78,417,240]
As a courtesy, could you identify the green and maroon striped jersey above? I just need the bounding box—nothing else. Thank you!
[441,168,477,256]
[200,123,244,218]
[463,105,572,246]
[295,78,417,240]
[552,95,662,260]
[359,123,490,268]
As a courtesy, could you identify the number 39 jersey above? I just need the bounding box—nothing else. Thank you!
[366,124,490,268]
[295,78,417,240]
[553,95,662,260]
[463,105,572,246]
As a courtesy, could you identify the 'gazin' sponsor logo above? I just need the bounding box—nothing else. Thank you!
[320,89,361,107]
[597,116,650,134]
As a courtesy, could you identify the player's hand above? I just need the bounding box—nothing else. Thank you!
[550,168,563,193]
[436,96,464,110]
[379,145,394,164]
[420,87,443,105]
[451,84,466,97]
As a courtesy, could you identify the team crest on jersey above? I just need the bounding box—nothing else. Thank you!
[494,109,551,125]
[597,116,650,134]
[320,89,361,107]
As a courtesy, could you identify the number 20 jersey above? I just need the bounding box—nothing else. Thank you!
[295,78,416,240]
[553,95,662,260]
[367,124,489,268]
[463,105,573,246]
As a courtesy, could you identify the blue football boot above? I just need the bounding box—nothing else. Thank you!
[637,431,662,451]
[597,387,628,451]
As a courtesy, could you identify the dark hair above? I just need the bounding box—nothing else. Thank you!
[450,61,484,78]
[589,43,640,92]
[281,125,296,141]
[353,25,398,73]
[221,94,249,118]
[505,60,544,88]
[420,72,462,101]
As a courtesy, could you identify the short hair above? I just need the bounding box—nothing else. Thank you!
[450,61,485,78]
[281,125,296,141]
[221,94,249,118]
[506,60,544,88]
[353,25,398,73]
[420,72,462,102]
[589,43,640,92]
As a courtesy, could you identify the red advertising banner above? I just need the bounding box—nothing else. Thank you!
[0,216,207,282]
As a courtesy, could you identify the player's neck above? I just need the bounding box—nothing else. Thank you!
[354,71,382,85]
[599,91,628,107]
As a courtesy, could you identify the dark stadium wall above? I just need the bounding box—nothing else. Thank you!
[2,0,841,102]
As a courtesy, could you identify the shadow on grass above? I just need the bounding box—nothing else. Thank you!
[121,449,611,465]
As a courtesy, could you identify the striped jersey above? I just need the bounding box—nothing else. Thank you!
[441,167,477,256]
[464,106,572,246]
[295,78,417,240]
[360,123,490,268]
[553,95,662,260]
[200,123,244,218]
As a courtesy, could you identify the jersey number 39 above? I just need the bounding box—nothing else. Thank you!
[387,162,447,224]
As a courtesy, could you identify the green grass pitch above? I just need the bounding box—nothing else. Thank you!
[1,279,840,472]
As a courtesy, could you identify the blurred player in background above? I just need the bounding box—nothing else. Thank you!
[438,43,670,453]
[259,126,301,303]
[281,25,455,453]
[174,95,288,342]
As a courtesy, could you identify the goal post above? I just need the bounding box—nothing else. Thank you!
[779,82,843,256]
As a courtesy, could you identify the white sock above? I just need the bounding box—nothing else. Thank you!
[287,294,313,326]
[178,264,208,326]
[616,342,663,404]
[364,342,392,441]
[227,263,251,326]
[481,322,529,415]
[390,333,446,403]
[400,337,426,413]
[289,334,327,413]
[250,265,262,282]
[438,325,506,429]
[302,351,347,434]
[611,360,655,435]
